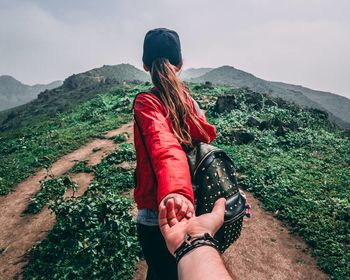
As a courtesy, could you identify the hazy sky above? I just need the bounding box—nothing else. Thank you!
[1,0,349,98]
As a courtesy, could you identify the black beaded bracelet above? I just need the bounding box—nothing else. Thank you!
[174,233,220,264]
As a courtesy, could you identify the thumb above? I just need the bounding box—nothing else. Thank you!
[210,198,226,225]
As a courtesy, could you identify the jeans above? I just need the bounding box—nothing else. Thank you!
[137,223,178,280]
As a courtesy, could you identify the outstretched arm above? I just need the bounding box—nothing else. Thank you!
[178,246,233,280]
[159,198,234,280]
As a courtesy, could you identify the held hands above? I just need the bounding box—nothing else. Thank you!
[158,197,226,255]
[160,193,195,221]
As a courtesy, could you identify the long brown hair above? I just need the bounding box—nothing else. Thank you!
[150,57,210,146]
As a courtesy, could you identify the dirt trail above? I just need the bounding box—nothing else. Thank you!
[0,121,328,280]
[0,123,132,279]
[223,193,328,279]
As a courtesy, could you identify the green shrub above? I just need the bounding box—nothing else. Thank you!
[70,160,94,173]
[104,144,135,164]
[24,175,77,214]
[90,166,134,193]
[23,193,140,280]
[113,133,129,144]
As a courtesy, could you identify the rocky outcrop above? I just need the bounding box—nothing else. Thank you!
[213,95,240,113]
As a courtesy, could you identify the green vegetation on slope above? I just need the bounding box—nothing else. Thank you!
[23,144,139,279]
[191,86,350,279]
[0,84,149,195]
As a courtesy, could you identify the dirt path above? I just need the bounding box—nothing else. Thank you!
[223,192,328,279]
[0,123,133,280]
[0,121,328,280]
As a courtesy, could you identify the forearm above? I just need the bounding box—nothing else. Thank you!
[178,246,233,280]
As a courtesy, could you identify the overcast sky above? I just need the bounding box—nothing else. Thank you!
[1,0,349,98]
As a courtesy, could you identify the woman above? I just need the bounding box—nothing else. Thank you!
[133,28,217,280]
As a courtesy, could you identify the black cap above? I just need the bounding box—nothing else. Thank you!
[142,28,182,69]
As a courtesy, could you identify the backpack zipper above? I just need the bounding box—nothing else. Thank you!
[224,207,246,223]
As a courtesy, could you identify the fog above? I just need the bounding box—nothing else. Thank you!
[0,0,349,98]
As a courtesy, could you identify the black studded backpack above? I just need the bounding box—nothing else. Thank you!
[185,141,247,252]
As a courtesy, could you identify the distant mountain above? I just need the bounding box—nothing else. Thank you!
[180,68,213,80]
[2,63,348,131]
[63,64,149,90]
[0,64,149,131]
[0,76,62,111]
[187,66,350,129]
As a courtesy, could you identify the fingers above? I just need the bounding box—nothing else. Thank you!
[159,193,195,224]
[176,199,189,221]
[173,196,182,214]
[158,203,170,234]
[186,201,195,218]
[186,211,193,219]
[166,198,179,227]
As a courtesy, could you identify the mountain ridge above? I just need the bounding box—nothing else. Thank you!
[187,65,350,129]
[1,63,349,130]
[62,63,149,90]
[0,75,62,111]
[0,64,150,130]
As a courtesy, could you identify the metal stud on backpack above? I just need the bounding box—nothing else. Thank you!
[185,142,246,252]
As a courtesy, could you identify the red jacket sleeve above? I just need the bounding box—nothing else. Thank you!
[133,93,194,206]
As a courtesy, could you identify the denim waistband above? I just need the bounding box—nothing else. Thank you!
[136,208,159,226]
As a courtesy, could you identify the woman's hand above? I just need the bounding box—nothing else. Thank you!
[160,193,195,221]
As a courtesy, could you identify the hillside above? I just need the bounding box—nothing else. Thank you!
[0,83,348,279]
[0,64,150,131]
[188,66,350,129]
[0,75,62,111]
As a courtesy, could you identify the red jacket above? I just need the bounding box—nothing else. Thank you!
[133,87,217,211]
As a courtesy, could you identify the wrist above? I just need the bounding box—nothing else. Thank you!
[172,230,215,253]
[172,231,209,253]
[178,245,219,265]
[174,233,220,263]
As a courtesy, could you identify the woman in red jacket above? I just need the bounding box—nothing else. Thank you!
[133,28,217,280]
